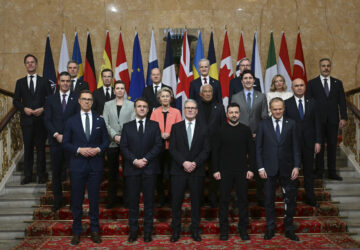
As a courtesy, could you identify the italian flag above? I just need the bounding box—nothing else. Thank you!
[264,32,277,93]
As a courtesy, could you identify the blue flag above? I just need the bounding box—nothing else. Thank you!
[146,30,159,86]
[192,30,204,79]
[128,33,145,101]
[72,32,84,81]
[43,35,57,93]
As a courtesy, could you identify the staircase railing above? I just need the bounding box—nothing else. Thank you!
[0,88,23,183]
[342,87,360,164]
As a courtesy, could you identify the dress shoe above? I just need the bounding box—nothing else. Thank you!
[128,232,138,242]
[264,229,275,240]
[191,231,202,242]
[315,174,323,179]
[90,232,102,243]
[257,200,265,207]
[38,176,48,184]
[144,232,152,242]
[106,201,116,209]
[239,230,250,240]
[285,231,299,241]
[21,177,32,185]
[71,235,80,245]
[157,197,166,208]
[170,232,180,242]
[328,174,343,181]
[220,234,228,241]
[305,199,320,208]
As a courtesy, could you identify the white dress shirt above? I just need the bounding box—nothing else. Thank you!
[136,117,146,132]
[271,116,283,133]
[59,90,70,104]
[72,77,78,90]
[320,75,331,92]
[185,118,196,139]
[103,86,112,96]
[153,83,162,94]
[80,110,93,134]
[294,96,306,114]
[27,73,37,90]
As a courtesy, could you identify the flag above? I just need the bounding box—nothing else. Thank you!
[71,32,84,81]
[58,33,69,81]
[146,30,159,86]
[264,32,277,93]
[84,32,97,92]
[251,32,264,92]
[128,32,145,101]
[219,31,234,107]
[42,35,57,93]
[115,32,130,93]
[162,31,177,95]
[192,30,204,80]
[235,32,246,77]
[97,30,113,88]
[277,31,292,91]
[207,31,218,80]
[292,32,307,83]
[176,31,193,114]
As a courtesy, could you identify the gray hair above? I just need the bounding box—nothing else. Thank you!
[239,57,251,65]
[184,99,198,108]
[200,83,213,93]
[198,58,210,68]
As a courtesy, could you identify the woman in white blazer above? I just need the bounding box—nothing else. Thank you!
[103,80,135,209]
[266,74,293,113]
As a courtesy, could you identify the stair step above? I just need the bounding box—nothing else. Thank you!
[4,182,46,194]
[0,239,24,249]
[0,222,28,240]
[0,193,42,208]
[323,177,360,190]
[0,207,34,222]
[328,190,360,203]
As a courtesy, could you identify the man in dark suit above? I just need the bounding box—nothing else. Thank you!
[306,58,347,180]
[197,84,226,207]
[13,54,52,184]
[63,90,109,245]
[142,67,174,117]
[120,97,163,243]
[189,59,222,104]
[44,71,79,212]
[257,97,301,241]
[285,78,322,208]
[92,68,115,116]
[212,103,255,241]
[67,61,89,93]
[169,99,210,242]
[229,58,262,103]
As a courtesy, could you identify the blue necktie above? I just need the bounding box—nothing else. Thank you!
[275,119,281,142]
[247,92,252,110]
[298,99,304,120]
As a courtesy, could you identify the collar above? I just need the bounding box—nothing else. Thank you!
[185,118,196,125]
[27,73,37,78]
[60,90,71,96]
[294,95,305,103]
[244,88,254,95]
[320,75,330,82]
[136,117,146,123]
[72,77,77,82]
[103,85,112,90]
[153,83,162,88]
[81,110,92,116]
[271,116,283,123]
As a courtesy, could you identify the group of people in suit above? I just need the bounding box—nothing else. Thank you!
[13,53,347,245]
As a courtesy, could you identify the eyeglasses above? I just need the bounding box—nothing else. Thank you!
[80,98,93,102]
[184,107,197,110]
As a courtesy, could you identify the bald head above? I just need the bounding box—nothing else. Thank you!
[292,78,306,98]
[150,68,162,85]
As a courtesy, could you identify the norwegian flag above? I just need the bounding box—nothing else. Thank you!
[176,31,193,114]
[219,31,234,108]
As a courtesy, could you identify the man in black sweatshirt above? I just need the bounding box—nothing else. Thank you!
[212,102,256,241]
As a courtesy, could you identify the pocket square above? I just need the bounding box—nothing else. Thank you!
[96,127,101,129]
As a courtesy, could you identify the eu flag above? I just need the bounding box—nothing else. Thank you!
[128,33,145,101]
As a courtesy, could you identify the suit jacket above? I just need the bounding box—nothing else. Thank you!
[169,120,210,176]
[92,86,116,116]
[229,77,262,103]
[197,100,226,136]
[44,91,79,145]
[63,112,110,172]
[150,106,182,149]
[120,119,163,176]
[72,79,89,93]
[13,75,53,126]
[142,83,175,117]
[256,117,301,177]
[306,76,347,124]
[284,96,322,150]
[189,77,222,104]
[103,98,136,148]
[231,90,268,133]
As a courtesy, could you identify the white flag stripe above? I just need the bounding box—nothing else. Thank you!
[58,33,69,74]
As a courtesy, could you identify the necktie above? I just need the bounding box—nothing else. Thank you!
[246,92,252,110]
[203,78,207,84]
[138,120,144,136]
[71,80,75,91]
[298,99,304,120]
[85,113,90,141]
[275,119,281,142]
[61,94,67,112]
[106,87,111,101]
[187,122,192,149]
[324,78,330,97]
[29,75,35,95]
[154,85,158,96]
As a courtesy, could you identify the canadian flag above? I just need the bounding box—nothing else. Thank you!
[292,32,307,83]
[115,32,130,93]
[277,31,292,91]
[219,31,234,108]
[235,32,246,77]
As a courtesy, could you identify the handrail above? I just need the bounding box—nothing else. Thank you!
[0,88,15,132]
[0,88,14,98]
[346,87,360,97]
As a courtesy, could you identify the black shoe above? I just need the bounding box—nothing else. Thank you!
[305,199,320,208]
[264,229,275,240]
[257,200,265,207]
[220,234,228,241]
[21,177,32,185]
[144,232,152,242]
[106,201,116,209]
[71,235,80,245]
[328,174,343,181]
[38,176,48,184]
[128,232,138,242]
[285,231,299,241]
[90,232,102,243]
[239,230,250,240]
[170,232,180,242]
[315,174,323,179]
[191,231,201,242]
[51,201,64,212]
[157,197,166,208]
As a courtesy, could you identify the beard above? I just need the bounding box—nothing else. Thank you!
[228,117,239,124]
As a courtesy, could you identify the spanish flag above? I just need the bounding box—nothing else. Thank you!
[97,30,113,88]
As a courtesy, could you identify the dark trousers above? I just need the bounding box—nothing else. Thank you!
[301,144,316,202]
[50,144,69,206]
[219,173,249,234]
[21,119,47,179]
[156,150,171,201]
[171,175,204,233]
[107,147,121,203]
[71,167,103,235]
[204,157,218,204]
[264,175,298,232]
[316,122,338,177]
[126,175,156,234]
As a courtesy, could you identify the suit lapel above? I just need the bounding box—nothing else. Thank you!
[304,98,310,120]
[190,121,200,150]
[279,118,290,144]
[267,119,278,143]
[77,113,88,142]
[181,121,190,150]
